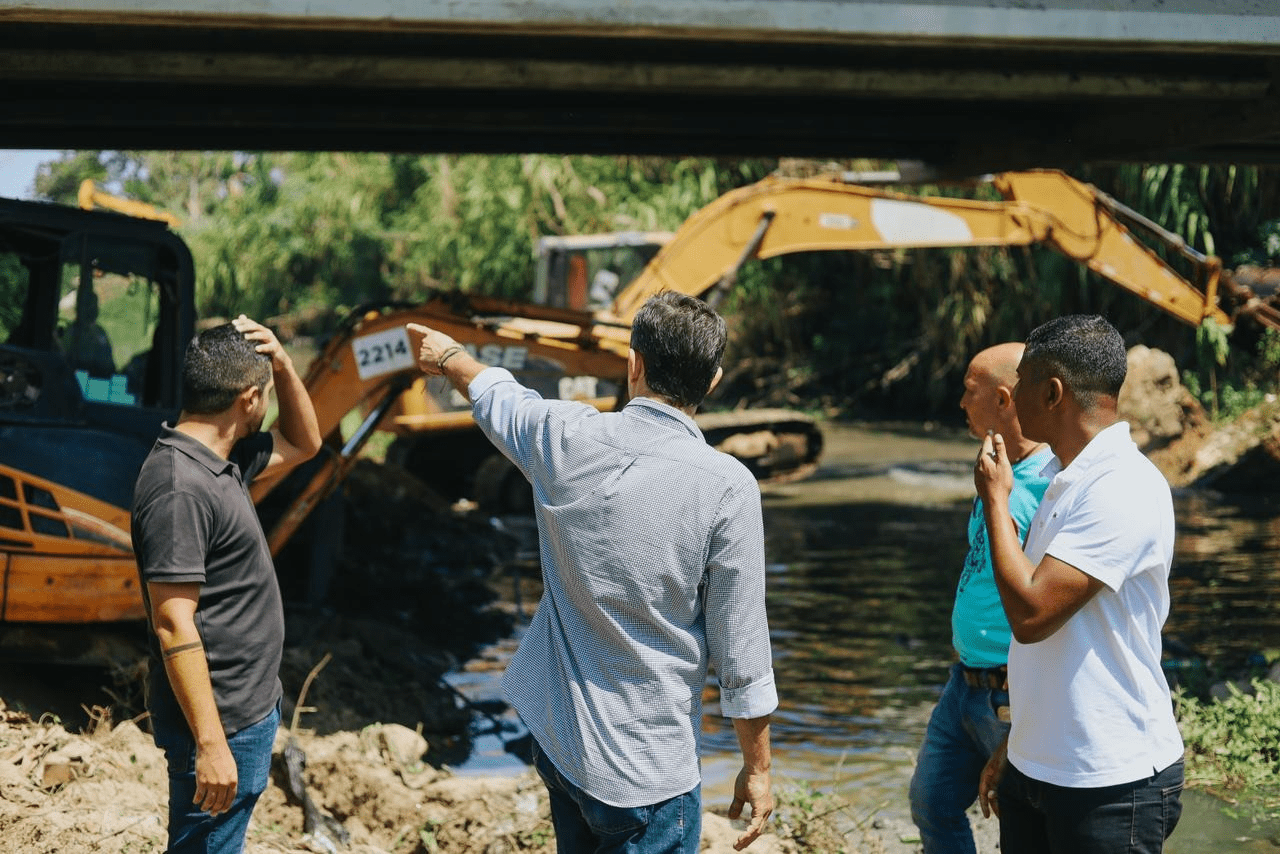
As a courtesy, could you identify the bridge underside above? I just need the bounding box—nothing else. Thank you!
[2,14,1279,176]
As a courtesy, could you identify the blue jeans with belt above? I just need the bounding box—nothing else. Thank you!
[909,662,1011,854]
[531,737,701,854]
[998,758,1184,854]
[152,703,280,854]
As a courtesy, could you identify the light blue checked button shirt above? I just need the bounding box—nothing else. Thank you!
[470,367,777,809]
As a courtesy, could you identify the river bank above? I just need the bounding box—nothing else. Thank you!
[0,661,977,854]
[4,364,1280,851]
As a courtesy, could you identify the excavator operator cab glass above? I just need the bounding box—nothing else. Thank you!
[57,253,161,407]
[533,232,672,312]
[0,206,191,420]
[0,250,28,345]
[61,283,116,383]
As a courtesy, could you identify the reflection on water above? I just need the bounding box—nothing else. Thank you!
[701,423,978,817]
[1168,490,1280,680]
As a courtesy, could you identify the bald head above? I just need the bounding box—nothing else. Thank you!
[968,342,1024,390]
[960,342,1031,445]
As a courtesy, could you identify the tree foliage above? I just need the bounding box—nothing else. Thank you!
[30,151,1280,419]
[0,251,27,339]
[36,151,770,320]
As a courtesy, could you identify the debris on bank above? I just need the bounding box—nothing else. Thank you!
[274,458,530,753]
[0,700,809,853]
[0,699,557,854]
[1120,344,1280,492]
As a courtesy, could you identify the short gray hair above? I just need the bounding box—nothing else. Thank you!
[629,292,727,408]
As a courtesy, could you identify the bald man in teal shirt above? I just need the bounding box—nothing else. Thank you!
[909,343,1052,854]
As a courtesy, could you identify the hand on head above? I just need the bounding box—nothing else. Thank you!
[232,314,287,370]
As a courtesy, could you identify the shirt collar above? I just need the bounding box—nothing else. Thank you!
[1015,445,1054,474]
[1043,420,1131,483]
[622,396,704,439]
[156,422,237,476]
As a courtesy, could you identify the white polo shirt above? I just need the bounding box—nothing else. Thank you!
[1008,421,1184,788]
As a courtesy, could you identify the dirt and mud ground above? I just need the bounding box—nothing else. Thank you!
[0,694,991,854]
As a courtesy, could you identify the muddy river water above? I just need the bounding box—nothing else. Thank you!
[449,421,1280,850]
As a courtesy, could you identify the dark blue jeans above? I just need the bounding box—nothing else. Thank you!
[909,663,1011,854]
[531,738,700,854]
[152,704,280,854]
[998,758,1184,854]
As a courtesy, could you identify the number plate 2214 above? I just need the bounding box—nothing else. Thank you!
[352,328,416,380]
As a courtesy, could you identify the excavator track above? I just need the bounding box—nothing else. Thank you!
[694,409,824,484]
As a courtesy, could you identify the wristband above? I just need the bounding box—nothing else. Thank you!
[437,344,465,370]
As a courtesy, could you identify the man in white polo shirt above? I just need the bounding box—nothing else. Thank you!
[973,314,1183,854]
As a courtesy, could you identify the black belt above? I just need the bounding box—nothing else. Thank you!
[960,665,1007,691]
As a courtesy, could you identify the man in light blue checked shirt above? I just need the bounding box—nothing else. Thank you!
[408,291,777,853]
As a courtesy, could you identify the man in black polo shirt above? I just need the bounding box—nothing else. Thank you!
[132,315,321,853]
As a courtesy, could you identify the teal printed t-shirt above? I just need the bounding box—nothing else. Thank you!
[951,447,1053,668]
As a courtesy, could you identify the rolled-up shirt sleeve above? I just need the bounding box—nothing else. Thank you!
[706,480,778,719]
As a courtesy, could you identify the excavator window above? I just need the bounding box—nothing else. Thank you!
[61,283,116,380]
[55,252,162,406]
[538,241,665,311]
[0,204,190,422]
[0,503,19,532]
[0,250,27,343]
[0,474,18,532]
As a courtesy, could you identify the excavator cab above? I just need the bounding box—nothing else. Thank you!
[533,232,672,312]
[0,197,194,646]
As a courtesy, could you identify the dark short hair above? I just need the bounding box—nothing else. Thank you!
[181,322,271,414]
[629,292,727,408]
[1021,314,1126,404]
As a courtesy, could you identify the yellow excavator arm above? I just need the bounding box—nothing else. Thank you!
[258,168,1278,558]
[602,169,1250,337]
[77,179,183,228]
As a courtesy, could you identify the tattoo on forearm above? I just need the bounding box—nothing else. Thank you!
[162,641,204,660]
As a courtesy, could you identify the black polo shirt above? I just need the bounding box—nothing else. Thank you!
[132,423,282,735]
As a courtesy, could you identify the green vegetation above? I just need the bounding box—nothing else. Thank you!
[0,252,28,339]
[1177,680,1280,820]
[28,152,1280,419]
[1099,164,1280,420]
[85,275,161,372]
[772,781,859,852]
[1182,326,1280,422]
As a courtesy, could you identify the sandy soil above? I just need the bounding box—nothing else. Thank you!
[0,698,829,854]
[0,696,1002,854]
